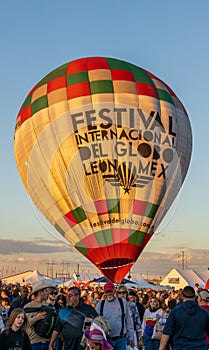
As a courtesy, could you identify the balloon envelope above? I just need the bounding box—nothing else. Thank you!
[14,57,192,282]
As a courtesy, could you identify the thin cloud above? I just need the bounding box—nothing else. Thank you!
[0,239,73,255]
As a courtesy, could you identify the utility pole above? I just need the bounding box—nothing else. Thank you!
[55,261,71,282]
[178,251,187,270]
[76,263,80,280]
[47,261,55,278]
[181,251,185,270]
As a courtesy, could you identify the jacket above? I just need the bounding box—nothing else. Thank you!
[163,300,209,349]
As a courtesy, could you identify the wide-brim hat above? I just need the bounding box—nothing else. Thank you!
[84,329,112,350]
[182,286,195,298]
[30,281,54,295]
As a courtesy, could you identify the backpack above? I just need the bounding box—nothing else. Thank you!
[100,297,125,336]
[24,304,57,338]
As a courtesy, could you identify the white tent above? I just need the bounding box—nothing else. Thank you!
[1,270,33,284]
[24,269,45,283]
[132,276,156,289]
[1,269,62,286]
[72,272,101,282]
[58,277,76,288]
[24,270,62,286]
[41,276,62,286]
[125,282,139,290]
[160,268,208,289]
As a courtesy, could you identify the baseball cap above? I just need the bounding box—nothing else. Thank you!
[104,282,115,292]
[198,289,209,301]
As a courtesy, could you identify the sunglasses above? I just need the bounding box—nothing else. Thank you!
[50,291,58,295]
[118,291,126,294]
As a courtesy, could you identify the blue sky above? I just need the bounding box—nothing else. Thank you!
[0,1,209,278]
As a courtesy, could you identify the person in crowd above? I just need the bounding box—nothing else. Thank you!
[116,285,128,300]
[163,298,177,350]
[49,286,98,350]
[174,288,183,305]
[81,290,92,305]
[9,286,29,315]
[52,294,67,350]
[87,291,98,308]
[197,289,209,349]
[93,290,103,304]
[142,293,149,309]
[47,287,58,306]
[142,296,166,350]
[194,283,199,296]
[159,286,209,350]
[96,282,134,350]
[127,290,142,349]
[12,287,21,303]
[84,328,112,350]
[0,313,5,333]
[117,286,138,345]
[55,293,67,311]
[23,281,54,350]
[137,290,143,303]
[0,296,10,325]
[0,308,31,349]
[129,289,145,323]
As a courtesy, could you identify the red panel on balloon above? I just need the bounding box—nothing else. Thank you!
[86,243,143,282]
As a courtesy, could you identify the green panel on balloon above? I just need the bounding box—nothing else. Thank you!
[72,207,87,223]
[106,57,130,70]
[32,96,48,115]
[55,223,65,236]
[145,203,158,218]
[129,230,146,246]
[126,64,154,84]
[107,199,120,213]
[95,229,113,246]
[22,95,32,110]
[67,71,89,86]
[75,242,89,255]
[90,80,114,94]
[36,63,69,87]
[157,89,174,104]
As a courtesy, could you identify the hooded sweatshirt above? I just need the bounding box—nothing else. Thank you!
[163,300,209,349]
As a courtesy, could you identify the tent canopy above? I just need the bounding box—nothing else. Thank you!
[90,276,137,285]
[24,270,61,286]
[24,269,44,283]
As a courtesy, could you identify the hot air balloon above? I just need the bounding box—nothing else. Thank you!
[14,57,192,283]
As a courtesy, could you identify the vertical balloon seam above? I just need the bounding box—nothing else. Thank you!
[93,58,119,274]
[118,59,139,275]
[84,58,109,271]
[70,57,112,270]
[146,73,175,238]
[111,57,134,276]
[30,80,74,237]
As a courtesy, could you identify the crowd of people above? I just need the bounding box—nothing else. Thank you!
[0,280,209,349]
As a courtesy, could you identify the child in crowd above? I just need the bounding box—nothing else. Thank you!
[84,328,112,350]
